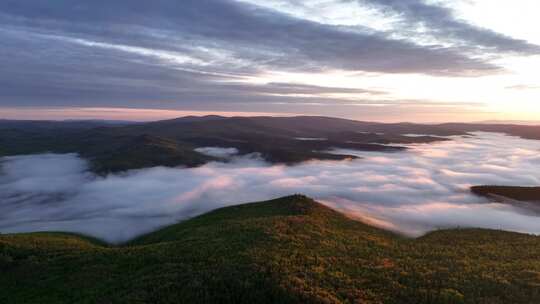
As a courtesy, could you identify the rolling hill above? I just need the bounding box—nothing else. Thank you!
[2,115,540,173]
[2,195,539,303]
[472,186,540,202]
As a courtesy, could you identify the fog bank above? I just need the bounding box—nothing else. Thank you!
[1,132,540,243]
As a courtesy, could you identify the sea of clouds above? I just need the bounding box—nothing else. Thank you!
[2,132,540,243]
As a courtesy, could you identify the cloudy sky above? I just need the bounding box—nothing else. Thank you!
[1,0,539,122]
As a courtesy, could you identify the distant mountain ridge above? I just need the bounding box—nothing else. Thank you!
[477,120,540,126]
[2,115,540,173]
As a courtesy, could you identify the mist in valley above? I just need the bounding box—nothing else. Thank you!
[1,132,540,243]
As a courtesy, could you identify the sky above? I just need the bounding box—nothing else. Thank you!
[1,0,539,122]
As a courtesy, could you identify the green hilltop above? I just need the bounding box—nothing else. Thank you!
[1,195,540,303]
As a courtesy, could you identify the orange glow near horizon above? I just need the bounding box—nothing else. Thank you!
[0,107,299,122]
[2,106,540,124]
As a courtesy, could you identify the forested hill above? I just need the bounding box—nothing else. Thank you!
[2,195,540,303]
[472,185,540,202]
[2,115,540,173]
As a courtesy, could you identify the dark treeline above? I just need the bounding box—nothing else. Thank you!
[472,185,540,201]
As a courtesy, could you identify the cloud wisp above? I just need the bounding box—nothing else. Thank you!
[2,132,540,243]
[0,0,520,110]
[358,0,540,55]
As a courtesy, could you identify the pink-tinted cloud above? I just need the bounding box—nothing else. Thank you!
[1,132,540,243]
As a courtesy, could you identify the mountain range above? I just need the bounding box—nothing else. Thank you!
[2,115,540,173]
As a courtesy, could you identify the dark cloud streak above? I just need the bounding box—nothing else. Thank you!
[0,0,529,109]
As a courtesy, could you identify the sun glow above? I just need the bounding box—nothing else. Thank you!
[230,0,540,122]
[1,0,539,122]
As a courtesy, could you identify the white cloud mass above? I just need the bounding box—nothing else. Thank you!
[194,147,239,158]
[2,132,540,243]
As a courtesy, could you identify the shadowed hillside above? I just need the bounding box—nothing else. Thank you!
[2,195,540,303]
[3,116,540,173]
[472,185,540,202]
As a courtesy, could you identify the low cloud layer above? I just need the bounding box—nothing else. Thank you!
[2,132,540,243]
[195,147,239,158]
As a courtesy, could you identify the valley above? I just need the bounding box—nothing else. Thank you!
[2,116,540,174]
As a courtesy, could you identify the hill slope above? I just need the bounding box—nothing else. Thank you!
[0,116,454,173]
[472,185,540,202]
[2,195,540,303]
[4,116,540,173]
